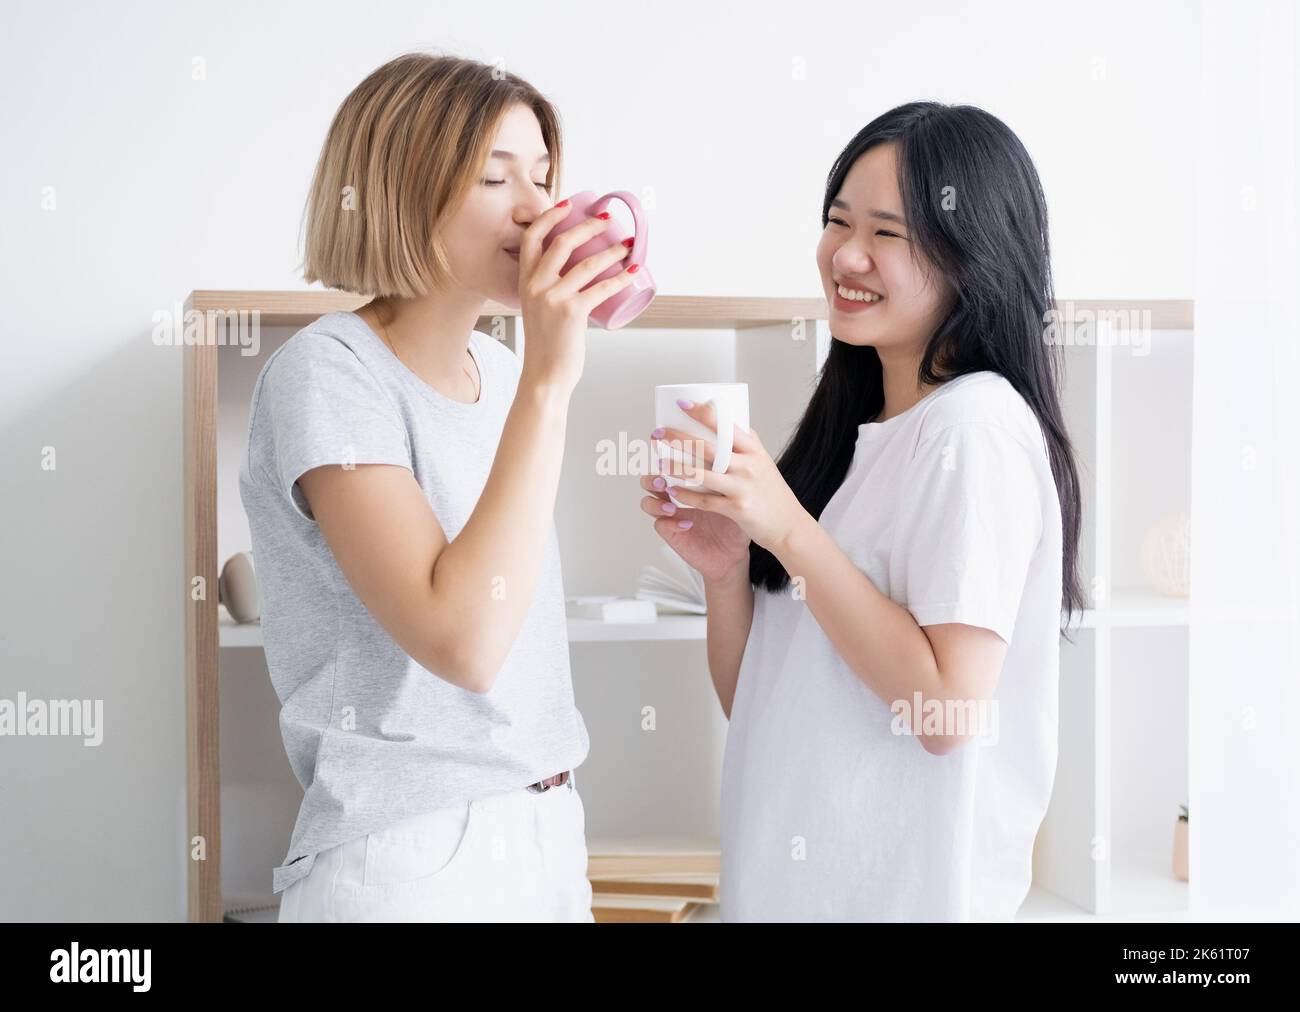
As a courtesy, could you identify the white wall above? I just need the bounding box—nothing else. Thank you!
[0,0,1202,919]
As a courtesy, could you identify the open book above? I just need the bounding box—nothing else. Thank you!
[635,543,707,615]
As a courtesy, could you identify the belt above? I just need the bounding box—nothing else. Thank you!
[526,770,571,793]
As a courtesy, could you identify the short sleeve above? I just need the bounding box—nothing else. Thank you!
[889,422,1044,643]
[254,334,412,522]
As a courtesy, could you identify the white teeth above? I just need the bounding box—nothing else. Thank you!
[837,284,882,303]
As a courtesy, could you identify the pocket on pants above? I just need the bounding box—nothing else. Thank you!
[360,802,479,891]
[538,784,590,894]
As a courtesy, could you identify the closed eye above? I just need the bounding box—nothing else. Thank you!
[484,179,551,190]
[828,216,907,240]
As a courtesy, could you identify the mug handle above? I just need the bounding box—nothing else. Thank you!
[589,191,648,267]
[710,398,736,476]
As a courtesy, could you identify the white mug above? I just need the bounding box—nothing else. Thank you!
[653,383,750,490]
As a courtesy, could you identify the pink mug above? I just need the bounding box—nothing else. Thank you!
[540,190,657,329]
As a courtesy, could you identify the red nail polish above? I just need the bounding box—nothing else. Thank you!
[555,199,570,208]
[627,263,640,273]
[622,237,635,248]
[596,211,611,220]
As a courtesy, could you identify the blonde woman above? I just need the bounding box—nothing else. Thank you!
[239,53,637,921]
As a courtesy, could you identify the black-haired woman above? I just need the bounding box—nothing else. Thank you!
[638,102,1082,922]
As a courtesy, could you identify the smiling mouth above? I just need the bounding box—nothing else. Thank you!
[833,282,885,312]
[835,282,883,303]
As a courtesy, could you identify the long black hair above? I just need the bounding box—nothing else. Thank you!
[749,101,1085,631]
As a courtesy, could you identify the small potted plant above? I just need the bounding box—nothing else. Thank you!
[1173,803,1189,881]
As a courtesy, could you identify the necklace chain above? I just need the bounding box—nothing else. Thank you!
[373,306,479,402]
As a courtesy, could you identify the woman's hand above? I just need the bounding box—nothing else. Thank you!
[648,400,810,555]
[639,466,751,582]
[516,203,638,395]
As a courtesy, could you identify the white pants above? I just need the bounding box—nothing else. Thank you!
[277,776,593,922]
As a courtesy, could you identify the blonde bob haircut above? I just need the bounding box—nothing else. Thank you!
[301,52,563,298]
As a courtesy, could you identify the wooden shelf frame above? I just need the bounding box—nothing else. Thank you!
[183,288,1194,922]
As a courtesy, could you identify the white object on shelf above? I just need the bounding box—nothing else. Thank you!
[567,615,706,642]
[566,595,657,623]
[1140,510,1191,597]
[218,551,260,623]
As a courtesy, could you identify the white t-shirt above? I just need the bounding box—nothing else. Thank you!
[720,370,1063,921]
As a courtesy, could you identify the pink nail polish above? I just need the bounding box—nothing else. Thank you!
[676,398,694,409]
[652,427,665,438]
[652,477,666,490]
[678,520,694,530]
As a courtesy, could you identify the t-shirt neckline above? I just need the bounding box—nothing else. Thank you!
[346,310,486,411]
[857,372,988,438]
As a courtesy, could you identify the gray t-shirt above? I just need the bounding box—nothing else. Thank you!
[238,310,589,894]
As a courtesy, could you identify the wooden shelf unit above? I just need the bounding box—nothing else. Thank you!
[183,289,1194,922]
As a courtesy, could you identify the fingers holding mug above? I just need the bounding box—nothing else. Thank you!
[519,199,578,281]
[534,214,613,285]
[640,472,671,500]
[555,237,635,298]
[575,261,639,314]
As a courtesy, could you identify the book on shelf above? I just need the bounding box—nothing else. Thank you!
[590,893,700,923]
[635,543,707,615]
[586,838,721,879]
[589,871,720,902]
[586,840,720,922]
